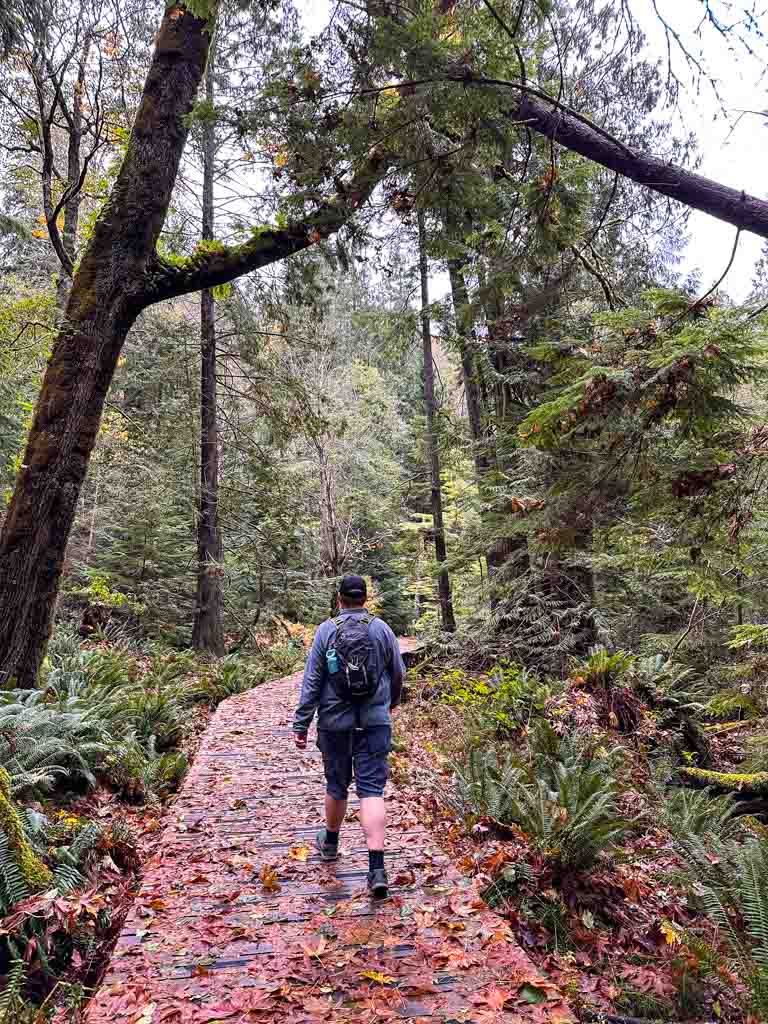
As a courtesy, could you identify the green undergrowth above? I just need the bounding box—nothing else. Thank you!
[0,624,296,1022]
[395,642,768,1023]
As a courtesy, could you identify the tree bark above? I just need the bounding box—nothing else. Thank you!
[192,40,225,656]
[318,447,341,577]
[55,36,90,306]
[0,4,388,687]
[495,88,768,240]
[418,211,456,633]
[447,259,488,482]
[449,258,530,604]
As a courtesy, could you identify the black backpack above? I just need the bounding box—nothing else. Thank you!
[328,613,379,708]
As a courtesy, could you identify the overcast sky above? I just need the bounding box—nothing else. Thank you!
[632,3,766,299]
[296,0,767,301]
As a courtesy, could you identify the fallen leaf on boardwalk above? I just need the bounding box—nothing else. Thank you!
[288,844,310,862]
[392,869,415,886]
[399,978,438,996]
[413,910,435,929]
[360,969,395,985]
[301,936,328,957]
[259,865,281,892]
[481,923,515,945]
[158,1008,183,1024]
[471,1012,509,1024]
[303,996,332,1016]
[224,854,255,870]
[436,947,475,970]
[230,989,274,1012]
[229,798,246,810]
[450,894,481,917]
[229,925,260,942]
[355,988,405,1017]
[474,985,514,1010]
[518,983,548,1004]
[201,1003,239,1019]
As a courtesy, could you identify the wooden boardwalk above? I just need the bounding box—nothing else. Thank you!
[86,651,572,1024]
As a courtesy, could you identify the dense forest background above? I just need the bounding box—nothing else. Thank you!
[2,0,768,1021]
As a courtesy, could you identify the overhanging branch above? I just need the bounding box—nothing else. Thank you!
[142,147,391,306]
[477,80,768,241]
[362,74,768,242]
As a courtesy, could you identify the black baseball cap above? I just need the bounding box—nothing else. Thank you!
[339,574,367,599]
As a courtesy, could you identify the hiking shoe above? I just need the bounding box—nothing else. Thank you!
[367,868,389,900]
[316,828,339,862]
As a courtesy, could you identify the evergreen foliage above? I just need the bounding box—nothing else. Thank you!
[0,0,767,1018]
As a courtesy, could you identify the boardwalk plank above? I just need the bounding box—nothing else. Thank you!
[86,656,572,1024]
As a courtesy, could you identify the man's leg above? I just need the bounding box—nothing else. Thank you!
[359,796,386,851]
[325,793,347,834]
[316,730,353,861]
[356,727,391,898]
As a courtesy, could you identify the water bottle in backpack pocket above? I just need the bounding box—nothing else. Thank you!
[326,647,339,674]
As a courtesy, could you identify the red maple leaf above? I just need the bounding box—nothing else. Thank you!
[473,984,514,1010]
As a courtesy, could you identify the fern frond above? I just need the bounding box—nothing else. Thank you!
[0,959,27,1022]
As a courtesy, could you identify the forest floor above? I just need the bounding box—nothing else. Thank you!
[8,635,762,1022]
[390,673,760,1024]
[83,662,574,1024]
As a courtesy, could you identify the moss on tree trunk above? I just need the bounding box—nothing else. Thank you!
[0,4,211,686]
[679,767,768,796]
[0,768,52,892]
[0,0,386,686]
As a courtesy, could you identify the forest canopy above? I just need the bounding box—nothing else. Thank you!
[1,0,768,1021]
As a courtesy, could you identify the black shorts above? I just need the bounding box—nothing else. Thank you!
[316,727,391,800]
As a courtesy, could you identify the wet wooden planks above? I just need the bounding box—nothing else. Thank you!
[86,643,572,1024]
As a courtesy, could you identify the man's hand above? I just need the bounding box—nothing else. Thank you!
[294,732,308,750]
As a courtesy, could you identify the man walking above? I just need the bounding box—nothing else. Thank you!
[293,575,406,899]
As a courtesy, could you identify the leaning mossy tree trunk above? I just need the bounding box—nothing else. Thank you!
[0,768,52,892]
[679,767,768,796]
[0,3,388,688]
